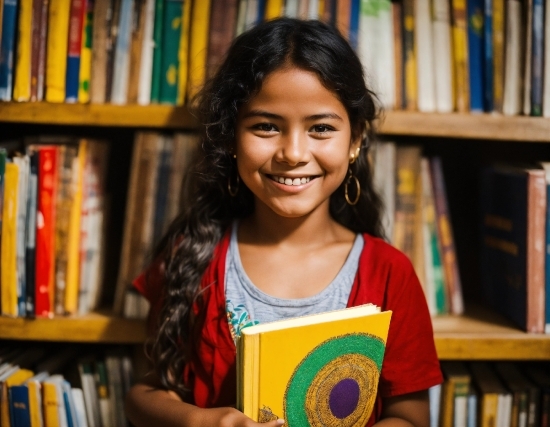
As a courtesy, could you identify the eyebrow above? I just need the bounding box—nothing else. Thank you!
[241,109,343,121]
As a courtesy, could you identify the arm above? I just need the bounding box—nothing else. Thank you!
[124,372,284,427]
[374,390,430,427]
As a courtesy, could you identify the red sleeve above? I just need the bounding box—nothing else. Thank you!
[378,251,443,397]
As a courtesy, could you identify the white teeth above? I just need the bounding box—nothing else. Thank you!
[272,176,312,186]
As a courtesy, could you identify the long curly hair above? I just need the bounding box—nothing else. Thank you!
[150,17,385,397]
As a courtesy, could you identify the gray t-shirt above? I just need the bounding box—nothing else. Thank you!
[224,222,364,340]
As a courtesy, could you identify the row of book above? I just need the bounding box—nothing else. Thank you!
[371,143,464,317]
[430,361,550,427]
[0,138,109,318]
[0,344,134,427]
[3,0,549,116]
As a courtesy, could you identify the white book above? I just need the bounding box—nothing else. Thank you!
[308,0,319,19]
[454,396,468,427]
[284,0,299,17]
[236,0,248,36]
[72,388,89,427]
[543,0,550,117]
[431,0,454,112]
[415,0,436,112]
[522,0,533,115]
[245,0,259,29]
[111,0,135,105]
[372,141,395,242]
[502,0,523,116]
[429,384,441,427]
[137,0,156,105]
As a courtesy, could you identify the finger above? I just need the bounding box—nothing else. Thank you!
[262,419,285,427]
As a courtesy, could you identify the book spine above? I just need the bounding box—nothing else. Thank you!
[78,0,94,103]
[30,0,43,101]
[415,0,436,112]
[206,0,238,80]
[264,0,282,19]
[137,0,156,105]
[45,0,71,102]
[104,0,120,103]
[492,0,505,112]
[348,0,360,50]
[149,0,164,103]
[126,0,145,104]
[530,0,543,116]
[526,170,546,333]
[335,0,350,39]
[544,0,550,117]
[0,0,19,101]
[89,0,110,104]
[176,0,191,105]
[159,0,184,104]
[25,151,38,318]
[9,385,31,427]
[483,0,494,111]
[450,0,470,113]
[110,0,133,104]
[502,0,522,116]
[187,0,211,99]
[36,0,49,101]
[65,0,87,102]
[402,0,416,110]
[546,178,550,334]
[467,0,485,112]
[392,1,403,110]
[15,156,29,318]
[522,0,533,116]
[35,147,58,318]
[13,0,32,102]
[432,0,454,112]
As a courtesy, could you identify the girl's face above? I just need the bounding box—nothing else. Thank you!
[235,66,360,219]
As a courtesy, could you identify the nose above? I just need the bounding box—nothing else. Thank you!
[276,129,310,166]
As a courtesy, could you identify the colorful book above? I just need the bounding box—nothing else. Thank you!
[480,164,546,333]
[13,0,32,101]
[335,0,350,38]
[149,0,164,102]
[237,304,392,423]
[530,0,543,116]
[0,0,19,101]
[45,0,71,102]
[348,0,360,50]
[78,0,94,103]
[159,0,184,104]
[467,0,484,112]
[1,368,34,427]
[470,363,512,427]
[1,162,19,317]
[450,0,470,113]
[65,0,87,102]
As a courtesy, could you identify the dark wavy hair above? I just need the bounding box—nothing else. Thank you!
[150,17,385,397]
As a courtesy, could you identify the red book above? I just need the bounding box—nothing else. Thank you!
[35,146,58,317]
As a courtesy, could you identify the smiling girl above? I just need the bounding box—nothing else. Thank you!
[125,18,442,427]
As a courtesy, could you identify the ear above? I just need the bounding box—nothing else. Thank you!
[349,136,362,160]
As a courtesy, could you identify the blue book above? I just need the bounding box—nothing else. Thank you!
[348,0,360,50]
[466,391,477,427]
[467,0,484,112]
[483,0,493,112]
[65,56,81,103]
[0,0,19,101]
[540,163,550,334]
[158,0,183,104]
[257,0,266,22]
[531,0,544,116]
[9,384,31,427]
[480,164,546,333]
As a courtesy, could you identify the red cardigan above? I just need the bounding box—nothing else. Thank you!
[134,231,443,425]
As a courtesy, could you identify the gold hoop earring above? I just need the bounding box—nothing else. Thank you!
[349,147,361,164]
[228,173,240,197]
[344,168,360,205]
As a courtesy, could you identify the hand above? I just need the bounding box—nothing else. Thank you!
[204,407,285,427]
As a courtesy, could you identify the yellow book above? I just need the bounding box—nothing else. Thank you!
[0,369,34,427]
[264,0,284,20]
[237,305,392,424]
[187,0,212,100]
[78,3,94,103]
[45,0,72,102]
[177,0,192,105]
[64,140,86,314]
[27,378,44,427]
[450,0,470,113]
[42,380,61,427]
[13,0,33,101]
[1,163,19,317]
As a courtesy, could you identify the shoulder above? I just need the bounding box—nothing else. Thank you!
[359,233,415,275]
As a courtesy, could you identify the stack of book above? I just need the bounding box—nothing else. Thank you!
[431,361,550,427]
[2,0,548,116]
[372,142,464,317]
[0,344,134,427]
[0,138,109,318]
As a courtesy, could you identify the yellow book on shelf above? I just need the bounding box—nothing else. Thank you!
[450,0,470,113]
[237,305,392,424]
[177,0,192,105]
[64,140,86,314]
[27,379,44,427]
[45,0,72,102]
[13,0,32,102]
[78,4,94,103]
[0,369,34,427]
[42,381,61,427]
[264,0,284,19]
[1,162,19,317]
[187,0,212,100]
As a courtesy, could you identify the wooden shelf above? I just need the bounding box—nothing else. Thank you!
[0,102,195,129]
[0,312,147,343]
[1,103,550,142]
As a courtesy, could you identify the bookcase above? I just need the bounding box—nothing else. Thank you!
[0,102,549,362]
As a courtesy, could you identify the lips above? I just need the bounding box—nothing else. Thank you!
[268,175,317,186]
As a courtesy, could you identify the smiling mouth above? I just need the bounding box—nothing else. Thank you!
[268,175,316,186]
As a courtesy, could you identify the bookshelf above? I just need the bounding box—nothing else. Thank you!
[1,103,549,361]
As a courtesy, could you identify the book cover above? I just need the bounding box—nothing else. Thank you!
[186,0,211,99]
[104,0,121,102]
[0,0,19,101]
[430,157,463,315]
[13,0,32,101]
[1,162,19,318]
[78,360,101,427]
[467,0,484,112]
[42,375,68,427]
[36,0,50,101]
[159,0,184,104]
[530,0,543,116]
[450,0,471,113]
[45,0,71,102]
[480,164,546,333]
[65,0,87,103]
[78,0,94,103]
[0,368,34,427]
[35,146,59,318]
[176,0,191,105]
[9,381,31,427]
[71,388,87,427]
[89,0,111,104]
[237,305,392,424]
[432,0,454,112]
[94,360,113,427]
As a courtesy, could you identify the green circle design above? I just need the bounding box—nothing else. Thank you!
[284,333,385,427]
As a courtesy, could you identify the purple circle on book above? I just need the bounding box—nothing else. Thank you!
[328,378,360,419]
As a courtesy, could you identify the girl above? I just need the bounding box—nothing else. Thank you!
[125,18,442,427]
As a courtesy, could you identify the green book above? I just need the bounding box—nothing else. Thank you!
[159,0,184,104]
[150,0,165,103]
